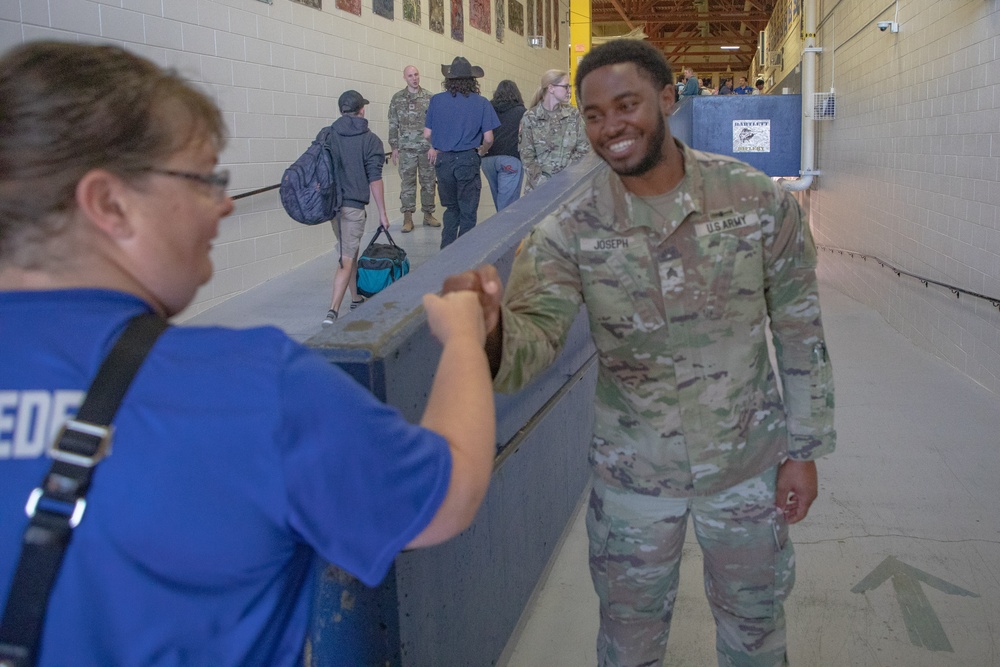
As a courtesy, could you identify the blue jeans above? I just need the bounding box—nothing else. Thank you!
[434,149,482,249]
[481,155,523,211]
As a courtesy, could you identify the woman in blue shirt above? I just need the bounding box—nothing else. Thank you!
[0,41,496,667]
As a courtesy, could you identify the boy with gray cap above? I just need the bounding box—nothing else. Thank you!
[323,90,390,325]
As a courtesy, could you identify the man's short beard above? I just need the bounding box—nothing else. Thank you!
[613,113,667,177]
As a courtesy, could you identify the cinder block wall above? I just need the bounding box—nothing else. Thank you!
[0,0,566,317]
[809,0,1000,395]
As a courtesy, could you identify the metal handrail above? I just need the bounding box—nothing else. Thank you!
[817,243,1000,310]
[231,184,279,201]
[229,152,394,201]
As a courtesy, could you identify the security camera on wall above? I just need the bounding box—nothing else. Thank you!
[877,20,899,33]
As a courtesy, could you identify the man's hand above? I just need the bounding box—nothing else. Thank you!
[775,459,818,524]
[441,265,503,335]
[379,211,390,230]
[391,148,399,165]
[427,147,438,166]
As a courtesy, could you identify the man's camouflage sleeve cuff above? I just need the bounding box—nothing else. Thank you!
[786,432,836,461]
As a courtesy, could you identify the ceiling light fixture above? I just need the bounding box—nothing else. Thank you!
[720,46,740,50]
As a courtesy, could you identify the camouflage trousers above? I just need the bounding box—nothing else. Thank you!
[397,148,436,213]
[586,467,794,667]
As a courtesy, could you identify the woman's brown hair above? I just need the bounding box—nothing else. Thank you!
[0,41,225,267]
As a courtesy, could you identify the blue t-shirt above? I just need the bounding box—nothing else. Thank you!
[425,91,500,152]
[0,289,451,666]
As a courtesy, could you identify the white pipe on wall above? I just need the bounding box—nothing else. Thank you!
[781,0,819,191]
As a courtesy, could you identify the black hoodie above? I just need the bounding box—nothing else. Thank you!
[485,100,527,159]
[331,114,385,209]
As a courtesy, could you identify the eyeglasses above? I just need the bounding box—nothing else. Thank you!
[552,83,572,90]
[145,168,231,195]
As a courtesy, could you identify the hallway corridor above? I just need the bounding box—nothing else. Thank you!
[503,283,1000,667]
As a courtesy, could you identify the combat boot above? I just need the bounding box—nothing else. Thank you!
[402,212,414,233]
[423,212,441,227]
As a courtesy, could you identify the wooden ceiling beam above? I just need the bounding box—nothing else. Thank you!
[605,0,637,30]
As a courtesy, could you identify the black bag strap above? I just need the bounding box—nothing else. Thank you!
[362,226,401,253]
[0,312,168,667]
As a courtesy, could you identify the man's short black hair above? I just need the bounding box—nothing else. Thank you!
[574,39,674,96]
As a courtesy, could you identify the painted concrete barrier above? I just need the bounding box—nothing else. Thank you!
[305,155,605,666]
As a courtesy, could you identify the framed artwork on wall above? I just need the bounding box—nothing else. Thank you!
[543,0,550,47]
[336,0,360,15]
[451,0,464,41]
[290,0,320,7]
[509,0,523,35]
[404,0,420,23]
[536,0,543,40]
[526,0,534,41]
[471,0,490,33]
[430,0,445,33]
[495,0,505,42]
[552,0,559,49]
[374,0,393,19]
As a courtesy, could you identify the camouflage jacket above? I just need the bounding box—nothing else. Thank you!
[495,142,836,497]
[388,87,432,151]
[518,103,590,192]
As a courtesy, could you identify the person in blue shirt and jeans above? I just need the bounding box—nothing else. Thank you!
[424,57,500,249]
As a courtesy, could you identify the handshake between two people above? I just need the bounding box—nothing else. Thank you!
[421,265,502,347]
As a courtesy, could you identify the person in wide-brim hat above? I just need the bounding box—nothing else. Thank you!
[441,56,484,79]
[425,55,499,249]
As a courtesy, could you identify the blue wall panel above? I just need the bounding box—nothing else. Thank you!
[671,95,802,177]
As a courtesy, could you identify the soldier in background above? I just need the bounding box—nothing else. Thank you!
[518,69,590,193]
[443,39,835,667]
[388,66,440,233]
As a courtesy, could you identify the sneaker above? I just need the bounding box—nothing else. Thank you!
[402,212,414,233]
[423,212,441,227]
[322,309,338,326]
[350,296,366,310]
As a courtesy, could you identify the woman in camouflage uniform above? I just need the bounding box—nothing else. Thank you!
[518,70,590,193]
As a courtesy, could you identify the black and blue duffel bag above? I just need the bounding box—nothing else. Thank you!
[356,227,410,298]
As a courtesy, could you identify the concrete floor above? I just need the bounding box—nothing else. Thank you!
[186,197,1000,667]
[502,284,1000,667]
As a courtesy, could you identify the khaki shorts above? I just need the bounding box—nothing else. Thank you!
[331,206,366,259]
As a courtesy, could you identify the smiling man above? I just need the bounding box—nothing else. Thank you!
[442,39,836,667]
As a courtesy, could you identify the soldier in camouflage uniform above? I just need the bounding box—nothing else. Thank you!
[518,69,590,192]
[443,40,835,667]
[388,65,439,232]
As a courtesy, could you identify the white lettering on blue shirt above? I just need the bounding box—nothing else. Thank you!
[0,390,83,459]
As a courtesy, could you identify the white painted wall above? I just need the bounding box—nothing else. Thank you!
[809,0,1000,395]
[0,0,566,317]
